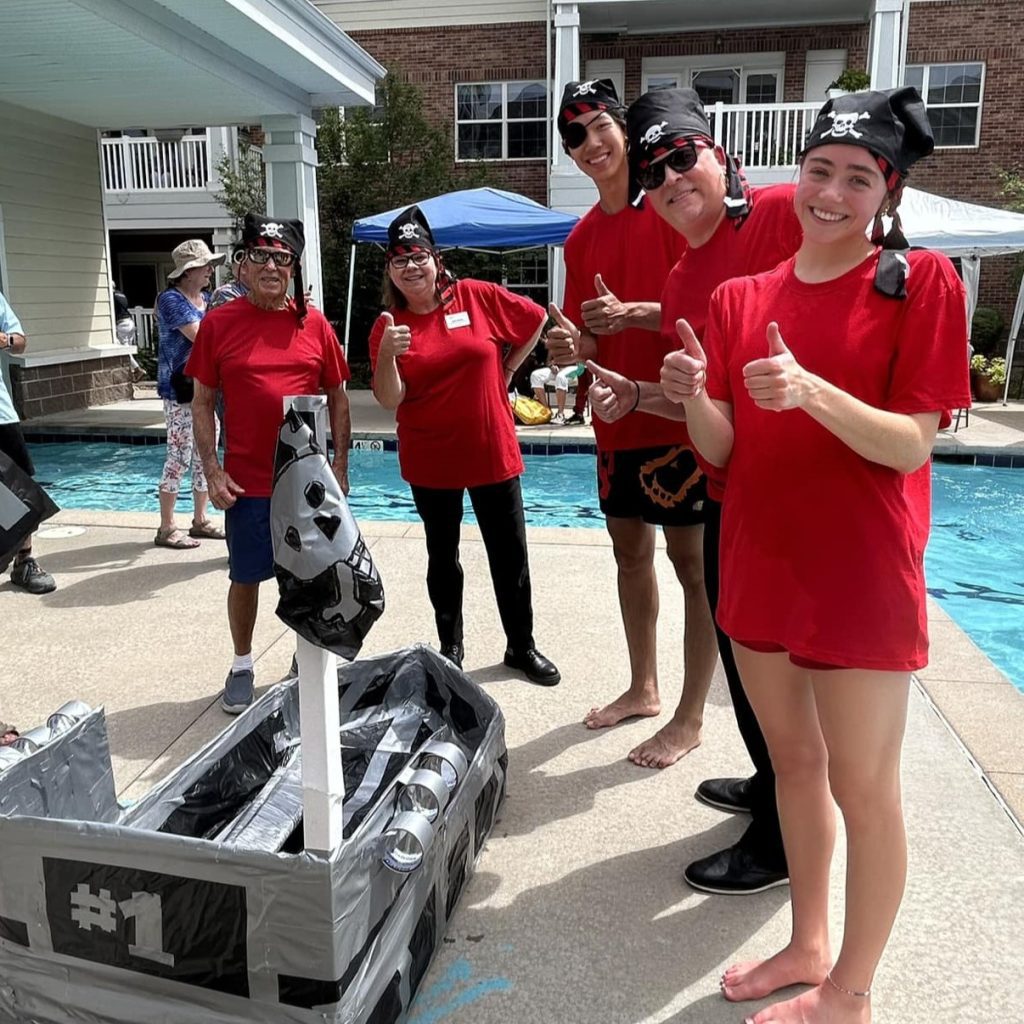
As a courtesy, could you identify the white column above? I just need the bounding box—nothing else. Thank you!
[867,0,905,90]
[261,114,324,306]
[551,2,581,172]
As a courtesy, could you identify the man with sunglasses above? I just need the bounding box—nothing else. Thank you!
[547,80,719,773]
[188,213,351,714]
[587,87,803,896]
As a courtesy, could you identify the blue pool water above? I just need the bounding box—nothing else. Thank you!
[26,442,1024,692]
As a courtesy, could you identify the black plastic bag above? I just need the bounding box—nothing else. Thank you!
[0,450,60,571]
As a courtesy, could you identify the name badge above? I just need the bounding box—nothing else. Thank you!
[444,311,470,330]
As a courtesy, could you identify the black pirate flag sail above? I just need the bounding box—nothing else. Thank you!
[270,409,384,658]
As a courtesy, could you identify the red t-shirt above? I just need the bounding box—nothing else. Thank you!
[186,300,349,497]
[368,279,545,489]
[659,184,803,499]
[704,249,971,671]
[562,197,686,452]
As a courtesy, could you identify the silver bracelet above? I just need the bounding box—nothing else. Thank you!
[825,971,871,999]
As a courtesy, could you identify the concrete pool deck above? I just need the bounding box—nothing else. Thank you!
[2,393,1022,1023]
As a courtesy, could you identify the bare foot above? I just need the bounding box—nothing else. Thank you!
[627,718,701,769]
[722,945,831,1003]
[744,980,870,1024]
[583,691,660,730]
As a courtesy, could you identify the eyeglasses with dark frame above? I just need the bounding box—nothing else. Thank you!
[637,139,713,192]
[389,252,433,270]
[247,248,297,268]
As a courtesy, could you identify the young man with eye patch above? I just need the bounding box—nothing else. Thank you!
[547,80,719,775]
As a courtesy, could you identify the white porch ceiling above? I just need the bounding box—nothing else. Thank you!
[579,0,871,33]
[0,0,385,130]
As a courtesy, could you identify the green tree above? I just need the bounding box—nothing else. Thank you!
[213,142,266,232]
[316,71,490,366]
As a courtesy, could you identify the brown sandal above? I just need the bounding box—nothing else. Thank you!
[155,526,200,549]
[189,519,226,540]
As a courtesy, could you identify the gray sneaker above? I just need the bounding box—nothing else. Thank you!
[10,557,56,594]
[221,669,255,714]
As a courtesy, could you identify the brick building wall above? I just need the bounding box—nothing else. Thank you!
[583,23,868,105]
[349,23,549,204]
[905,1,1024,331]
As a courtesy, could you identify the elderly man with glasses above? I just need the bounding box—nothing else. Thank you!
[187,213,351,714]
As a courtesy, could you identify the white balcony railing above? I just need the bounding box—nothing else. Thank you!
[102,136,210,193]
[710,101,822,170]
[130,307,157,352]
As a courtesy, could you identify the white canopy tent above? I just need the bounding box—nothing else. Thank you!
[898,187,1024,404]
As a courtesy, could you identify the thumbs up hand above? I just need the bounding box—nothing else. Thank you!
[660,319,708,403]
[581,273,629,335]
[546,302,583,365]
[742,322,807,411]
[585,359,639,423]
[379,311,412,360]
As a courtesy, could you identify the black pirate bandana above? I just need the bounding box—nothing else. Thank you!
[801,87,934,179]
[802,87,934,298]
[242,212,308,322]
[557,79,624,147]
[242,213,305,255]
[627,87,751,221]
[386,205,436,257]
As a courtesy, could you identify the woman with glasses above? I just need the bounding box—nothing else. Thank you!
[544,81,718,770]
[368,205,560,686]
[663,88,969,1023]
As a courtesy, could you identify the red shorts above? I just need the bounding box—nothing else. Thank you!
[733,639,846,672]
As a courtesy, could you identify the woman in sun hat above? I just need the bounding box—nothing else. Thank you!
[154,238,225,549]
[368,204,560,686]
[663,87,970,1023]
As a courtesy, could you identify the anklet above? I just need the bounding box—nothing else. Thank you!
[825,971,870,998]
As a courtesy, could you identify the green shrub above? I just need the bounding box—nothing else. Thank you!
[971,306,1005,356]
[828,69,871,92]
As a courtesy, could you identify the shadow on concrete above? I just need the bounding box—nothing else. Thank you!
[429,827,789,1024]
[13,548,227,607]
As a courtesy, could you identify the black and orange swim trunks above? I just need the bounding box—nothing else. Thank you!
[597,444,706,526]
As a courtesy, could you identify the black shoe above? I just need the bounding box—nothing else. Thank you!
[684,843,789,895]
[695,776,753,814]
[10,557,56,595]
[564,411,585,425]
[503,647,560,686]
[440,642,464,669]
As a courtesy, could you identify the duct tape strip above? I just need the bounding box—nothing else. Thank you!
[398,770,450,822]
[382,812,435,874]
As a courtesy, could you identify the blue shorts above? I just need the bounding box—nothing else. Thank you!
[225,497,274,584]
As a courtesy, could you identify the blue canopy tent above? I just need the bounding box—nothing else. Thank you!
[343,188,579,349]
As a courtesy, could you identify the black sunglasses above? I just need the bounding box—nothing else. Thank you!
[247,248,296,268]
[636,139,711,192]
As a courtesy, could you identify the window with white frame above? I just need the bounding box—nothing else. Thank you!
[502,251,549,308]
[456,82,548,161]
[642,54,784,108]
[904,63,984,148]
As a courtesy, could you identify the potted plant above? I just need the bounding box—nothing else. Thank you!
[827,69,872,98]
[969,354,1006,402]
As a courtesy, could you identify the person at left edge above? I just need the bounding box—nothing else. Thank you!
[188,213,351,714]
[368,204,560,686]
[0,291,56,593]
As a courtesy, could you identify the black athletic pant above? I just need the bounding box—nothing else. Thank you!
[703,497,787,870]
[411,476,534,652]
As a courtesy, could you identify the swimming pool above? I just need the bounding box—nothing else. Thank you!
[25,442,1024,692]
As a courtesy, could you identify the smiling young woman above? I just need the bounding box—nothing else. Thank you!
[664,87,971,1024]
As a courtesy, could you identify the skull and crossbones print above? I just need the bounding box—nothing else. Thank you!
[822,111,871,140]
[573,80,598,98]
[397,224,419,241]
[641,121,669,146]
[259,222,285,239]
